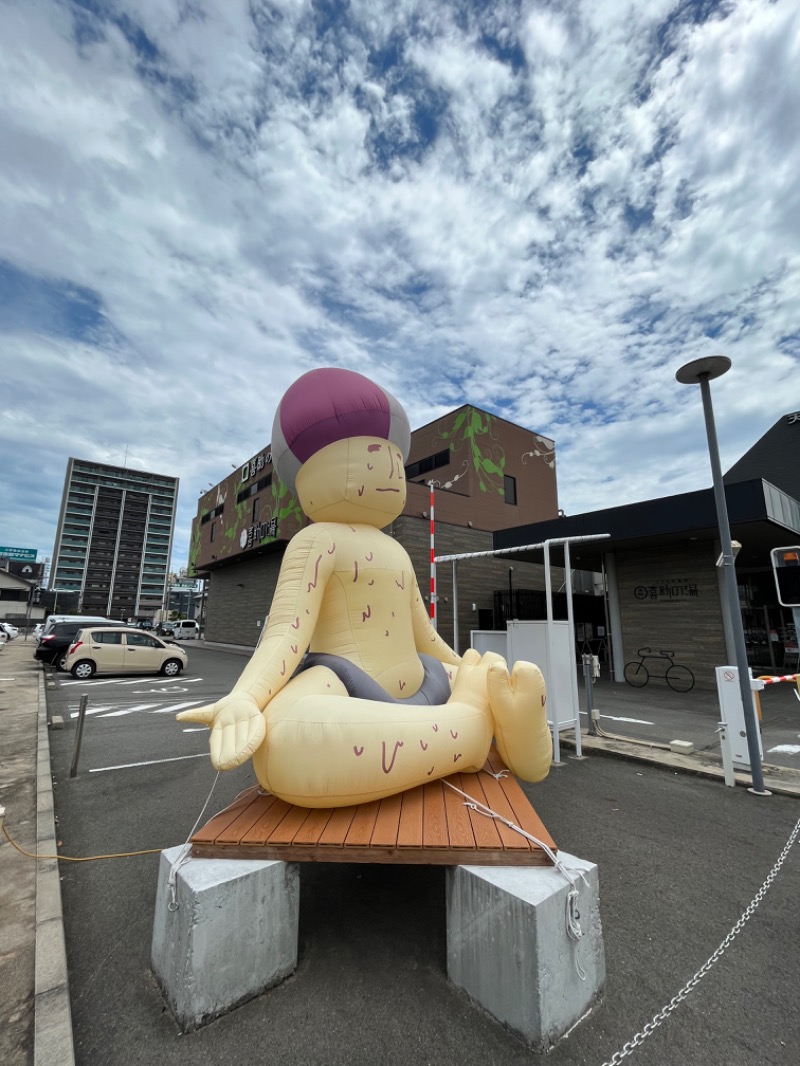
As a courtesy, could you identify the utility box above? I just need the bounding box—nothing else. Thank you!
[715,666,765,769]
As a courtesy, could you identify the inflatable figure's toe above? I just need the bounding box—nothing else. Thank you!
[487,660,552,782]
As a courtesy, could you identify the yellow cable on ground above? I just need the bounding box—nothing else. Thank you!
[2,822,162,862]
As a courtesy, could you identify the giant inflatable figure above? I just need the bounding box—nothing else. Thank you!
[179,369,552,807]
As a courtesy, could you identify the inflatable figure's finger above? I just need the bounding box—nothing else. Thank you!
[210,713,266,771]
[176,706,215,724]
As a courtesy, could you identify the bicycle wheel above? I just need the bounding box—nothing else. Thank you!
[666,664,694,693]
[623,661,649,687]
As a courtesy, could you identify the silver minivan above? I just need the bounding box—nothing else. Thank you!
[171,620,200,640]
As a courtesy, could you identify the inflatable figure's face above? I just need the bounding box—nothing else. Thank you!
[296,435,407,526]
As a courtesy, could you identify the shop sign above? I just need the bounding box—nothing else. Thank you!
[0,546,37,560]
[633,578,699,603]
[239,516,278,549]
[241,452,272,482]
[787,412,800,424]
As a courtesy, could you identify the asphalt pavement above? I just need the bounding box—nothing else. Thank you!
[2,639,800,1066]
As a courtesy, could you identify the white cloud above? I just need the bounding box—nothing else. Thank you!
[0,0,798,572]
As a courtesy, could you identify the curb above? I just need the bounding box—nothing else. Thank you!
[34,669,75,1066]
[561,732,800,797]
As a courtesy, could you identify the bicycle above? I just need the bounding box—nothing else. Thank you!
[623,647,695,692]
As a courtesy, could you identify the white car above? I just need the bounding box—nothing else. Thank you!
[0,622,19,640]
[64,626,189,679]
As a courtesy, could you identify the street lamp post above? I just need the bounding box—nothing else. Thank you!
[676,355,769,796]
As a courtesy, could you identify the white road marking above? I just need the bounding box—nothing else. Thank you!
[767,744,800,755]
[152,701,206,713]
[61,675,202,688]
[579,711,655,725]
[182,727,208,733]
[89,752,210,772]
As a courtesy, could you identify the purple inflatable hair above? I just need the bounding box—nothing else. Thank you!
[271,368,411,495]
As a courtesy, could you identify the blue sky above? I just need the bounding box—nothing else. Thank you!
[1,0,798,574]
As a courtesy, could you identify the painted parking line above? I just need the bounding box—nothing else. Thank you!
[60,676,204,688]
[767,744,800,755]
[579,711,655,725]
[92,700,206,719]
[89,752,210,773]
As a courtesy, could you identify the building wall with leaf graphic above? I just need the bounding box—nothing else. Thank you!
[188,405,562,647]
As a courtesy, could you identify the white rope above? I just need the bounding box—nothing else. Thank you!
[443,779,589,978]
[167,770,220,911]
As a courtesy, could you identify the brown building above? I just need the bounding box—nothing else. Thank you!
[189,405,567,649]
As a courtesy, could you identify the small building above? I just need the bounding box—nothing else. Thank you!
[494,411,800,687]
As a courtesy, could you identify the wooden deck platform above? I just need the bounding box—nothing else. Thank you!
[191,752,556,866]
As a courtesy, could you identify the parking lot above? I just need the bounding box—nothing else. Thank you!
[37,645,800,1066]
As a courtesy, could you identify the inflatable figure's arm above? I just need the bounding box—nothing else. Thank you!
[177,526,336,769]
[410,573,461,667]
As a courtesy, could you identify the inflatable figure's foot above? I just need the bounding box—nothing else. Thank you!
[487,661,552,782]
[449,648,505,710]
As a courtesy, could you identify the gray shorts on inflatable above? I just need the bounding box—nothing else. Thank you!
[298,652,452,706]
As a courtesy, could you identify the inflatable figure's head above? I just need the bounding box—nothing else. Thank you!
[272,368,411,527]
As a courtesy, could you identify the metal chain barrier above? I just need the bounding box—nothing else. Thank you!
[601,812,800,1066]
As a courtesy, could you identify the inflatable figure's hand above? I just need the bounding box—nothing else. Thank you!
[176,692,266,771]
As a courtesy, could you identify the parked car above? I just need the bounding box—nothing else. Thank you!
[156,621,175,636]
[137,620,154,630]
[64,626,188,679]
[0,622,19,640]
[33,623,45,639]
[34,617,126,669]
[170,619,200,640]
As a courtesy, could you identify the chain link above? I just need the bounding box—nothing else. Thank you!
[601,813,800,1066]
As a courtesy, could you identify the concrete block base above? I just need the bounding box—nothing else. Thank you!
[150,847,300,1032]
[446,853,605,1051]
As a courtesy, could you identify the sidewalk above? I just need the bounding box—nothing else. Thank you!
[0,639,73,1066]
[2,639,799,1066]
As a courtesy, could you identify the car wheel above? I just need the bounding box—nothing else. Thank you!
[161,658,183,677]
[58,654,70,671]
[71,660,96,680]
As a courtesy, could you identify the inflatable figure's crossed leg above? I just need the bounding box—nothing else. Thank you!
[252,650,552,808]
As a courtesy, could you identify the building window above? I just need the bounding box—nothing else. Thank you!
[405,449,450,481]
[210,522,216,543]
[252,497,260,524]
[504,475,517,505]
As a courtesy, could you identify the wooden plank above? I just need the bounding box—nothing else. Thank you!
[262,802,315,845]
[191,841,552,866]
[190,787,262,844]
[477,770,535,851]
[396,785,424,848]
[448,774,504,850]
[344,800,381,846]
[441,778,477,849]
[318,805,358,845]
[290,807,334,846]
[233,795,289,845]
[213,793,279,844]
[421,782,448,848]
[485,753,557,851]
[370,792,403,847]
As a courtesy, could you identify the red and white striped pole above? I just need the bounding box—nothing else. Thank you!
[429,481,437,629]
